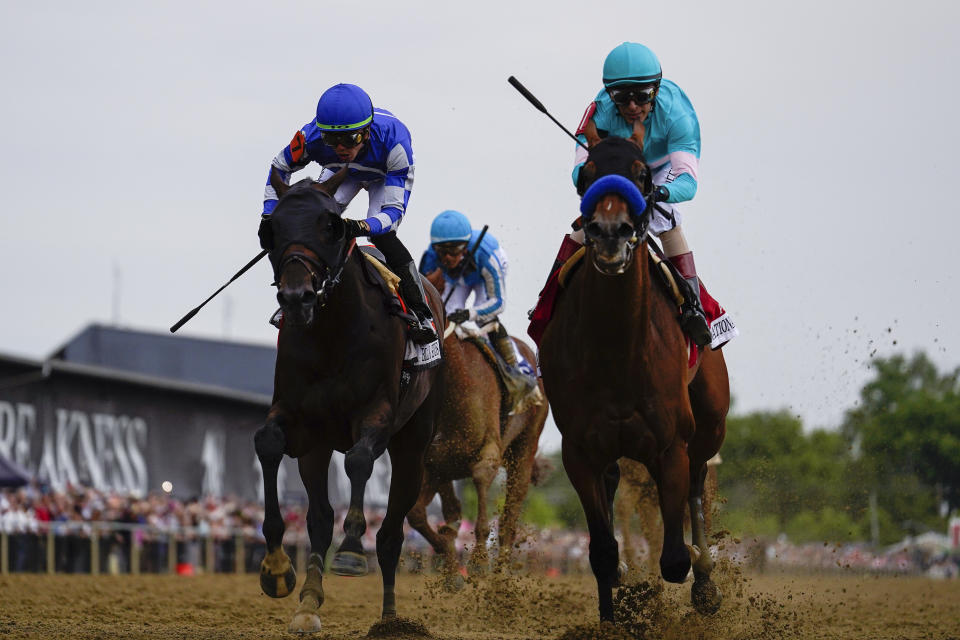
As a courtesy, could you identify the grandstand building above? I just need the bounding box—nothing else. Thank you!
[0,325,392,506]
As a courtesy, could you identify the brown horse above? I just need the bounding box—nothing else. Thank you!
[406,314,548,587]
[538,137,729,620]
[254,173,444,633]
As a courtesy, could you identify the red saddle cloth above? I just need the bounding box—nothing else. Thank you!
[527,239,730,371]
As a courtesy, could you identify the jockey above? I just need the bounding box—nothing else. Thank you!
[259,83,436,344]
[569,42,711,347]
[420,210,538,403]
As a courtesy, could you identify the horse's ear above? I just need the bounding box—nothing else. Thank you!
[577,161,597,196]
[630,160,649,185]
[313,165,350,196]
[270,168,290,199]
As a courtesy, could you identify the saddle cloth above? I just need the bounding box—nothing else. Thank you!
[527,240,738,367]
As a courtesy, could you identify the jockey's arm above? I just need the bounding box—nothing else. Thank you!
[660,114,700,204]
[361,142,414,236]
[471,255,507,325]
[262,129,310,215]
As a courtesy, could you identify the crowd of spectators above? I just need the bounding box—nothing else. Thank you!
[2,483,957,579]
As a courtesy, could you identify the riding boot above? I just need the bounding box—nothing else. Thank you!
[397,260,438,344]
[491,323,542,414]
[667,252,712,348]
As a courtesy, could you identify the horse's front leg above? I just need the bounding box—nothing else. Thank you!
[655,440,692,584]
[688,461,722,614]
[468,441,499,573]
[563,443,619,622]
[288,447,335,633]
[331,422,389,577]
[254,411,296,598]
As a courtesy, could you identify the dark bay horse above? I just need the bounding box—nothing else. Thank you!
[538,137,729,620]
[254,172,444,633]
[405,318,548,587]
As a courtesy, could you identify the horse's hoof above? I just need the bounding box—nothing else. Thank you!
[614,561,629,587]
[660,556,691,584]
[259,564,297,598]
[288,611,322,634]
[330,551,368,576]
[691,577,722,615]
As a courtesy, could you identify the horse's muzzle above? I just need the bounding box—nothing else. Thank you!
[277,287,317,325]
[585,220,637,275]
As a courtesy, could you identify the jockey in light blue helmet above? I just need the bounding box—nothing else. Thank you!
[430,210,472,245]
[420,210,539,406]
[259,82,438,344]
[556,41,718,348]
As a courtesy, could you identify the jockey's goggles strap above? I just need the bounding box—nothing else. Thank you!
[321,130,364,148]
[607,83,658,106]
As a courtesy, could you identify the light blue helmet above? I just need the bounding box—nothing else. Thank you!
[430,210,472,245]
[602,42,662,88]
[315,83,374,131]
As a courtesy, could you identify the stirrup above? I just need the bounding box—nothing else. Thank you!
[408,316,437,344]
[681,307,711,347]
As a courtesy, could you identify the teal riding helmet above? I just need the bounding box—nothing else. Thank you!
[602,42,662,88]
[315,83,374,131]
[430,210,472,245]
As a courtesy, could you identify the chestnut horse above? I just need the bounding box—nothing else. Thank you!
[538,137,729,620]
[254,173,444,633]
[405,317,548,586]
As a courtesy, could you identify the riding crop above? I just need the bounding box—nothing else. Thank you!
[169,249,268,333]
[443,224,489,308]
[507,76,588,151]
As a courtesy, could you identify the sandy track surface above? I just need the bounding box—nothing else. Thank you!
[1,568,958,639]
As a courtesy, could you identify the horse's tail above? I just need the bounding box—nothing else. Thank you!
[529,455,554,486]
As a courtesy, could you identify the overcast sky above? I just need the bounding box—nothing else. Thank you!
[2,1,958,453]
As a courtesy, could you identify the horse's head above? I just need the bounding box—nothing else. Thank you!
[268,169,349,325]
[577,137,654,275]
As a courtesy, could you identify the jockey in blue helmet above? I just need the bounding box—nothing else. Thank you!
[563,42,713,347]
[259,83,436,343]
[420,210,539,407]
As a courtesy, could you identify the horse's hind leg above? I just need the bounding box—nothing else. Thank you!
[377,405,433,619]
[289,447,334,634]
[406,479,463,591]
[254,413,296,599]
[563,444,619,622]
[496,434,536,570]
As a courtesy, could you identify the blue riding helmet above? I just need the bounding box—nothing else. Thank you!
[430,210,472,245]
[315,84,374,131]
[602,42,662,88]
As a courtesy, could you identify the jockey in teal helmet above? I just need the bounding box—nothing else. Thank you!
[420,210,539,409]
[259,83,437,344]
[562,42,715,348]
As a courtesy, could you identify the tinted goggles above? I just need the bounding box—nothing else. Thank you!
[607,83,659,106]
[434,242,468,257]
[321,130,364,148]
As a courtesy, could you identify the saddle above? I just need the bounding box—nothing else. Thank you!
[446,322,542,417]
[526,239,733,368]
[357,246,441,372]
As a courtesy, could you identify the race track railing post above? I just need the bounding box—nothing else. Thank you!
[167,533,177,574]
[205,535,214,574]
[1,531,7,575]
[46,527,54,574]
[131,532,140,575]
[234,534,244,574]
[90,526,100,576]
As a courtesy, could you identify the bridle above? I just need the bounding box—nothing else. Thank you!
[274,241,354,311]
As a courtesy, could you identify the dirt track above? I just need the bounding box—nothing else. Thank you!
[1,567,958,639]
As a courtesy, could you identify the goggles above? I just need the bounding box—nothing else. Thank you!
[321,129,365,148]
[607,83,659,106]
[434,242,468,257]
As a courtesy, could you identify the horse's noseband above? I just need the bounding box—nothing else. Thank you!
[276,252,343,310]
